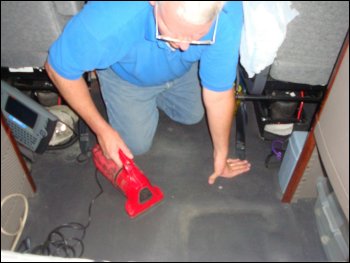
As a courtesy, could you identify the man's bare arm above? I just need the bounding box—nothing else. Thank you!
[44,61,132,166]
[203,87,250,184]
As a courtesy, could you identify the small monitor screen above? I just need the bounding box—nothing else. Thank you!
[5,96,38,129]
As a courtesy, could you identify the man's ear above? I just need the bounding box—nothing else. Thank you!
[149,1,156,7]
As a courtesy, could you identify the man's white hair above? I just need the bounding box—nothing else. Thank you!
[158,1,226,25]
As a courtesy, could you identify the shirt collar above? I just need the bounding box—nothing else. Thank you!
[144,7,156,42]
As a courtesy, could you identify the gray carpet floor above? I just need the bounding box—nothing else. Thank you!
[20,102,327,261]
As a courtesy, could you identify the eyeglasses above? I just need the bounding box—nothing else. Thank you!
[155,4,219,45]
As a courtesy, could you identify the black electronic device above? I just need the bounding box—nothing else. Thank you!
[1,80,58,153]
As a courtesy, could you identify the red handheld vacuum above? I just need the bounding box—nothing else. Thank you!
[92,144,164,218]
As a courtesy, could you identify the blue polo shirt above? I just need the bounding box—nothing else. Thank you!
[48,1,242,91]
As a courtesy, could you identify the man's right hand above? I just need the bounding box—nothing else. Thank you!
[96,125,134,168]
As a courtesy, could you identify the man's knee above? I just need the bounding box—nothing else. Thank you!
[180,106,204,125]
[127,136,153,156]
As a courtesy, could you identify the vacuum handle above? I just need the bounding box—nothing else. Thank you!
[118,149,134,173]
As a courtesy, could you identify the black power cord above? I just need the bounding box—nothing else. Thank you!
[17,168,103,258]
[46,120,92,164]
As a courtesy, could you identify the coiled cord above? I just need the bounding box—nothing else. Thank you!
[17,168,103,258]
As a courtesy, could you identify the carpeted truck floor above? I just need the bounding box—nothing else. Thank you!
[20,101,327,261]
